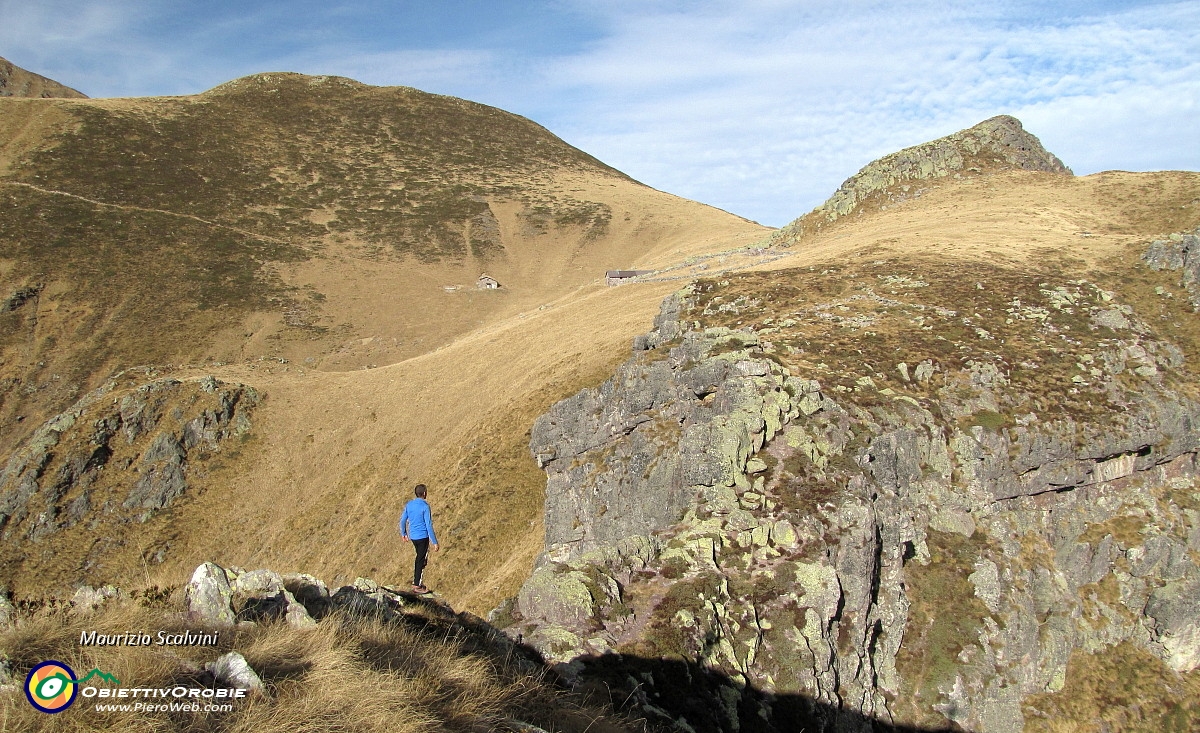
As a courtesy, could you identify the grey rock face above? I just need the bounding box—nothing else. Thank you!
[531,298,797,562]
[1146,574,1200,671]
[0,375,258,548]
[1143,227,1200,308]
[512,243,1200,733]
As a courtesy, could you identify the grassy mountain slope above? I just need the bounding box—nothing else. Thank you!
[0,72,765,609]
[0,73,764,455]
[2,78,1196,633]
[30,170,1190,621]
[0,56,86,99]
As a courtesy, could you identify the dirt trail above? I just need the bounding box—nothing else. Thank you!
[0,180,304,248]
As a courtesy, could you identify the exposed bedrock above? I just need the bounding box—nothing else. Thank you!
[512,233,1200,732]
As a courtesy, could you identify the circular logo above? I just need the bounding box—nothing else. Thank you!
[25,660,78,714]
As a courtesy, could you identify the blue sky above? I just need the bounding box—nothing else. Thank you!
[2,0,1197,226]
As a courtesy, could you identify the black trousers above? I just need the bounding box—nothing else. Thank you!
[412,538,430,586]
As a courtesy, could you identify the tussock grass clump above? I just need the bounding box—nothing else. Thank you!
[0,586,641,732]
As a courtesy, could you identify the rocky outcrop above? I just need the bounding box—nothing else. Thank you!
[771,115,1071,245]
[2,561,608,732]
[1144,226,1200,309]
[0,374,256,540]
[510,232,1200,732]
[185,562,318,630]
[531,294,799,562]
[0,56,86,98]
[0,374,257,589]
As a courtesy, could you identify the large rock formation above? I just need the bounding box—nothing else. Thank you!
[0,56,86,98]
[509,228,1200,732]
[771,116,1071,245]
[0,374,257,593]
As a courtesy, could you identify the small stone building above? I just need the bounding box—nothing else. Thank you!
[477,274,500,289]
[605,270,653,286]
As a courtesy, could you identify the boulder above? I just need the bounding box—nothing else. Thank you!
[207,651,263,692]
[517,568,596,628]
[185,562,235,625]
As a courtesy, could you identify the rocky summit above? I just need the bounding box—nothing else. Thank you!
[771,115,1071,246]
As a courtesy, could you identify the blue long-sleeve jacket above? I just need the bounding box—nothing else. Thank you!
[399,498,438,544]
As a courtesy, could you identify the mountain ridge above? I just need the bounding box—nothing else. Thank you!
[0,56,86,99]
[0,70,766,611]
[504,113,1200,732]
[0,71,763,454]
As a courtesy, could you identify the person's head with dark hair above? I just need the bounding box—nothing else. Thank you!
[414,484,427,498]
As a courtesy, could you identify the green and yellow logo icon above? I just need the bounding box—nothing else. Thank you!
[25,660,79,713]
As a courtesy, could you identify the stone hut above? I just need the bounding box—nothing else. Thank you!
[605,270,653,286]
[477,274,500,290]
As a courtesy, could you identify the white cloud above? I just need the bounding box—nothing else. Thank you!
[525,0,1200,225]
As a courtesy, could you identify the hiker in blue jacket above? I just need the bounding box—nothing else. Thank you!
[399,483,440,594]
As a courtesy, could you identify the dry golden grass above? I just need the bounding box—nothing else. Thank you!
[0,78,765,457]
[1022,642,1200,733]
[0,589,640,732]
[3,81,1198,635]
[0,79,764,612]
[6,167,1197,623]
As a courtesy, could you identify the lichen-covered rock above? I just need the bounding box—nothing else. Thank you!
[185,562,235,625]
[517,567,596,629]
[531,297,800,562]
[232,568,285,596]
[513,232,1200,732]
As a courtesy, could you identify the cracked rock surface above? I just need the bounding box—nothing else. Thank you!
[508,231,1200,732]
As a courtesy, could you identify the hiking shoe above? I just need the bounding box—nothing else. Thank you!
[412,585,430,595]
